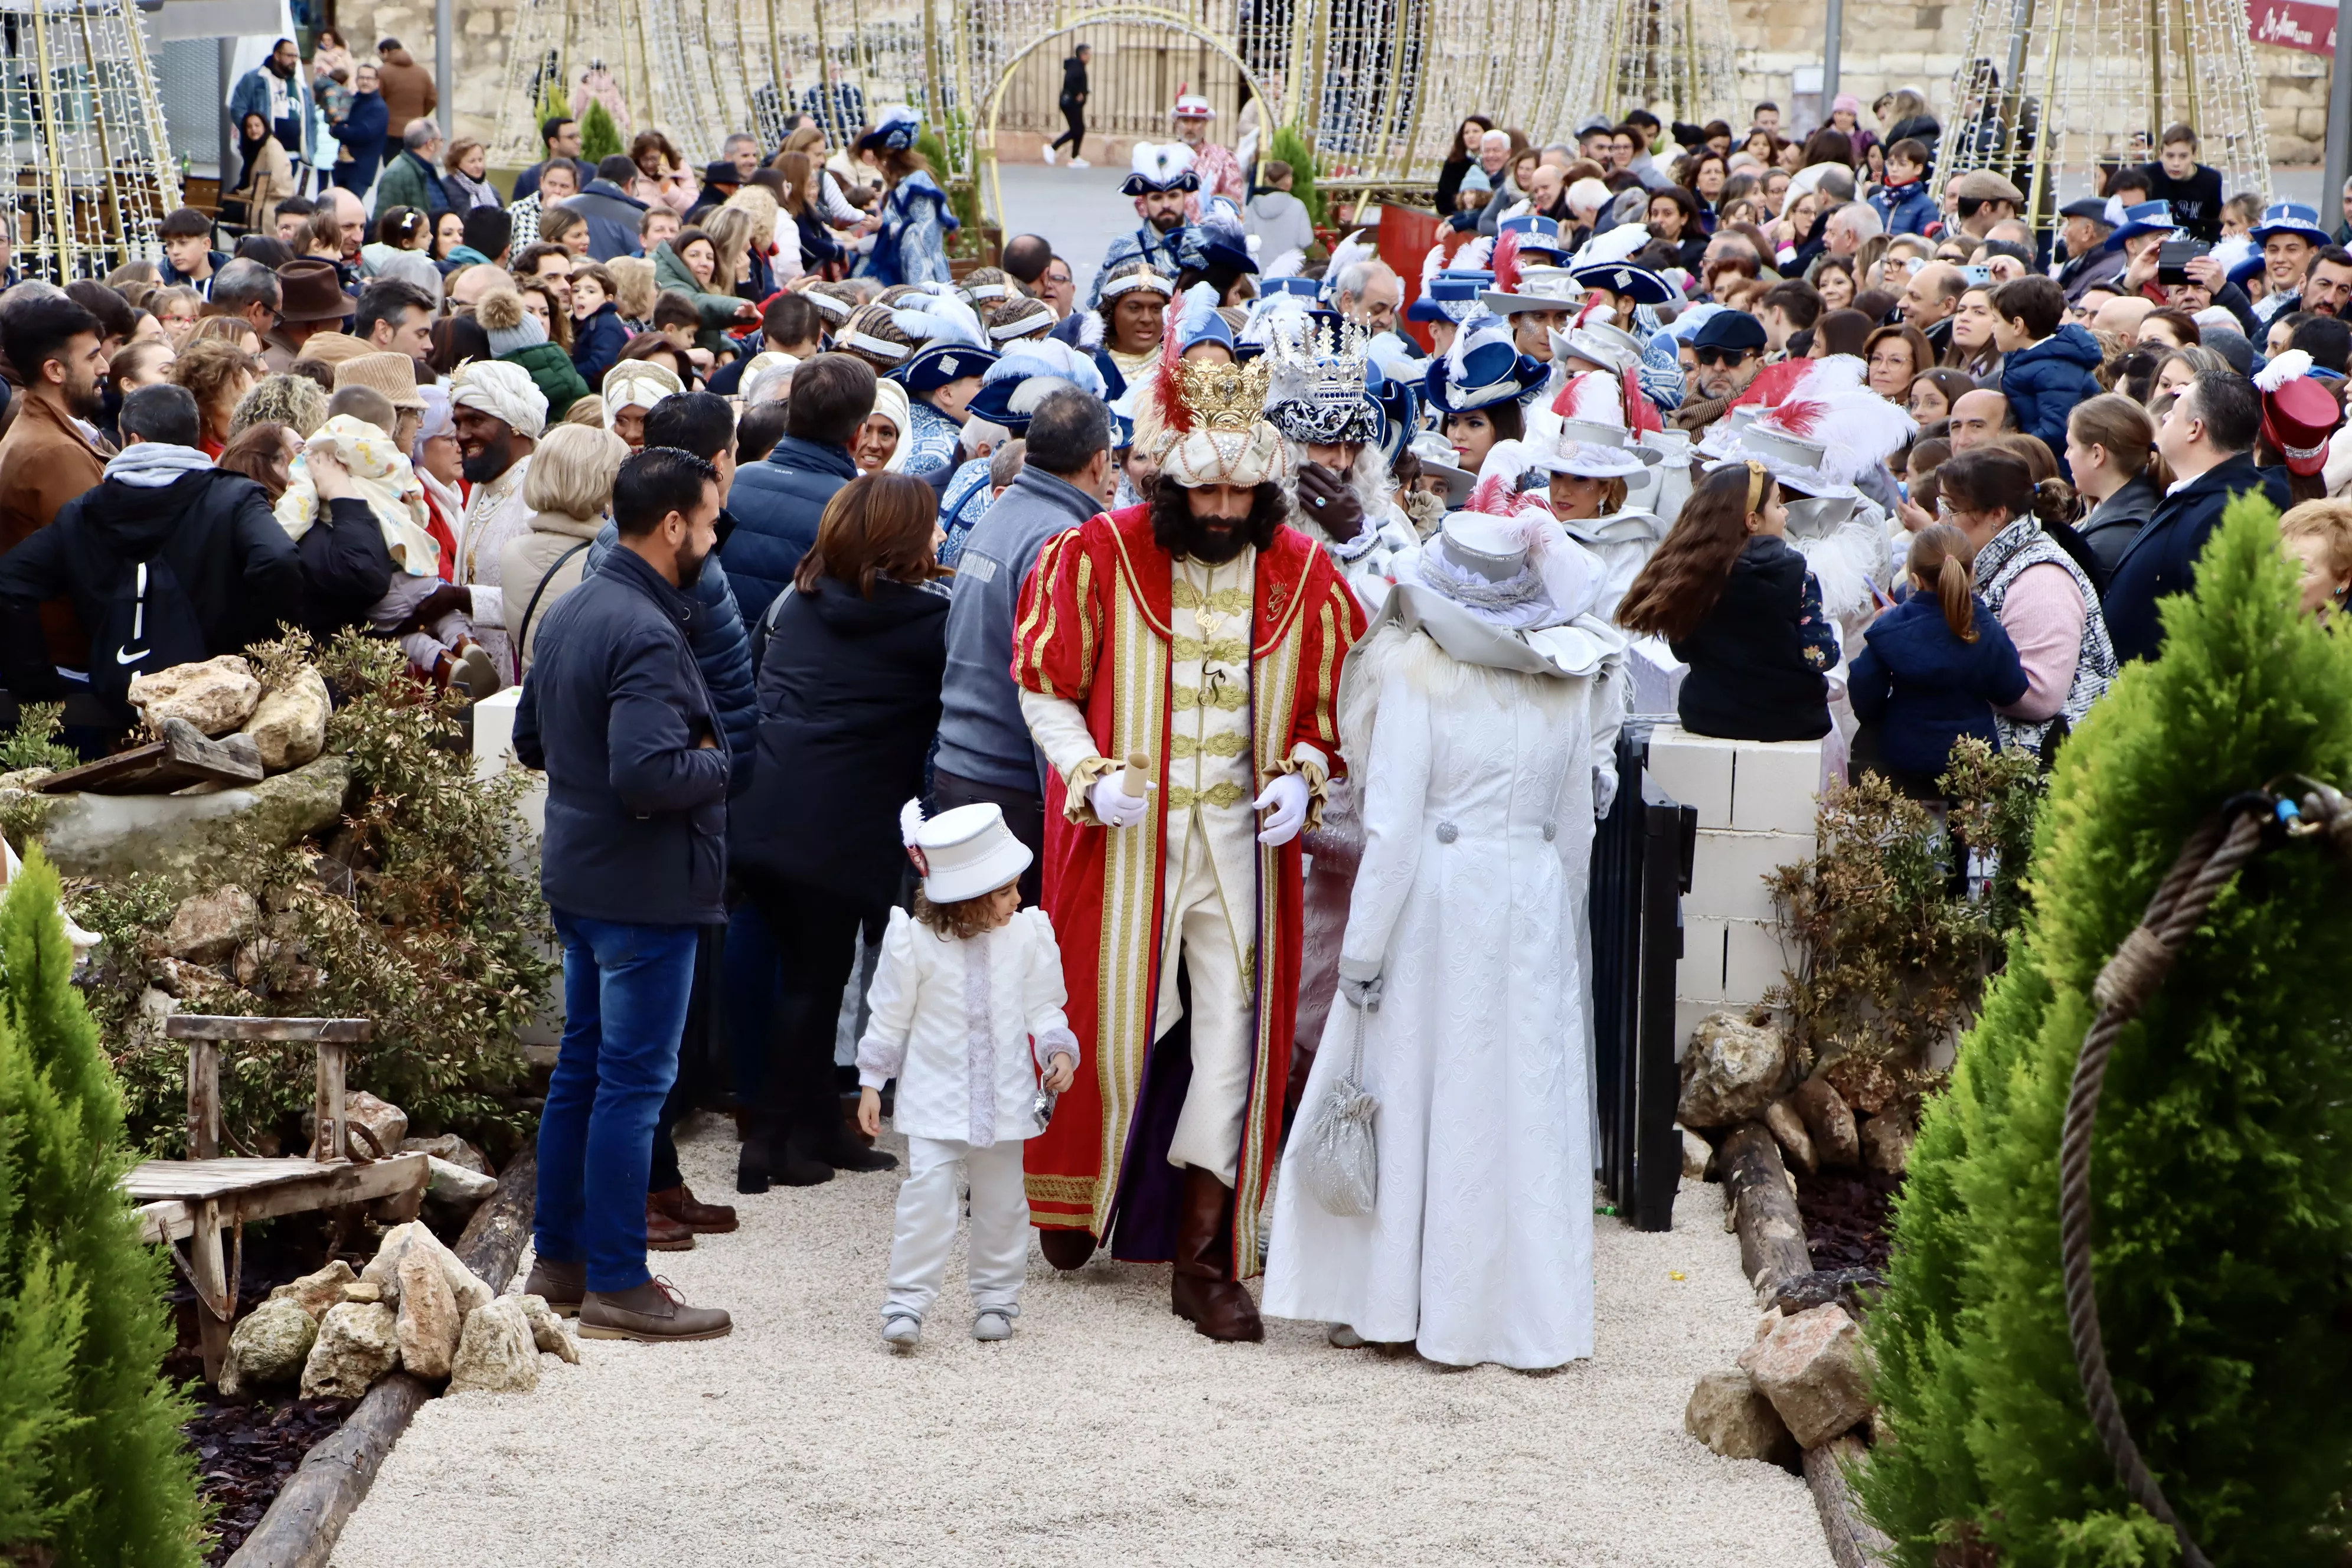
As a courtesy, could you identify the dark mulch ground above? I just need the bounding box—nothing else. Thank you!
[182,1392,355,1563]
[1796,1167,1904,1275]
[161,1214,374,1563]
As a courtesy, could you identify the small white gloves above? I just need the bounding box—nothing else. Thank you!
[1254,772,1309,847]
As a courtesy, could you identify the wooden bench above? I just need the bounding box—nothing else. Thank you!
[128,1015,428,1385]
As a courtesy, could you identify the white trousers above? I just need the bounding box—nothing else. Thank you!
[1159,823,1255,1185]
[883,1135,1030,1323]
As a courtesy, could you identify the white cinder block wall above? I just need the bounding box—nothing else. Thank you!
[1644,726,1822,1058]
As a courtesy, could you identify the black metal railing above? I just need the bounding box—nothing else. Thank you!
[1590,721,1697,1233]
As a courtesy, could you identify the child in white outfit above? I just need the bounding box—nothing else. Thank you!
[858,800,1078,1348]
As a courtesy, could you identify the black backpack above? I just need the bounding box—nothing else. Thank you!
[85,554,210,710]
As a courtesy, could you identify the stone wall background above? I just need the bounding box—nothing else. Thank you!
[325,0,2336,174]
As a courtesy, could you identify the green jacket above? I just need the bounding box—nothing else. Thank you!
[652,242,749,356]
[371,149,445,222]
[502,342,592,421]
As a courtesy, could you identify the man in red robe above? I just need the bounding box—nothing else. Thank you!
[1012,346,1364,1341]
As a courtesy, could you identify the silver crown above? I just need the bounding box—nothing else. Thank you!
[1266,313,1372,413]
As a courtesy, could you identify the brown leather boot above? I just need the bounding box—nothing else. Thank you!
[649,1184,738,1234]
[522,1256,584,1316]
[1169,1165,1263,1342]
[578,1278,732,1342]
[645,1197,695,1252]
[1038,1229,1097,1271]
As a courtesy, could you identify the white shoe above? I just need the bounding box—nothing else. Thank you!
[972,1308,1014,1341]
[882,1314,921,1349]
[1068,157,1089,168]
[1042,145,1057,165]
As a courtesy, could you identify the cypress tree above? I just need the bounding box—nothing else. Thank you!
[1860,497,2352,1564]
[579,100,621,166]
[0,849,204,1565]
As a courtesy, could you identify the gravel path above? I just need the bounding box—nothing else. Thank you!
[334,1116,1832,1568]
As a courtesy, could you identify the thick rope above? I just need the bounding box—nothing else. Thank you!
[2059,809,2265,1568]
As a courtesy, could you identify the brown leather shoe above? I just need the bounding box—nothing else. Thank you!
[1038,1228,1097,1271]
[649,1184,738,1234]
[1168,1165,1263,1342]
[645,1199,695,1252]
[522,1256,584,1316]
[578,1277,732,1342]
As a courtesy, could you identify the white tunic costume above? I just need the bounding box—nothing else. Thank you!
[1264,532,1622,1370]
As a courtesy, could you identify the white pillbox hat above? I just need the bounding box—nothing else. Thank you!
[900,800,1033,904]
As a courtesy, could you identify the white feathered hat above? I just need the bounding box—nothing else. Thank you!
[900,799,1032,904]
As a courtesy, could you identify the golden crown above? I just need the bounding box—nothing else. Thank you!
[1174,354,1272,432]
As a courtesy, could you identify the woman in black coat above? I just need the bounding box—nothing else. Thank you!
[729,472,950,1190]
[1617,461,1838,742]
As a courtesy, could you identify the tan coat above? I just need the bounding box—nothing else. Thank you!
[374,50,437,139]
[0,393,111,664]
[231,138,297,224]
[498,507,602,671]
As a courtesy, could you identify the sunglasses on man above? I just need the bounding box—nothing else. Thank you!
[1694,345,1756,368]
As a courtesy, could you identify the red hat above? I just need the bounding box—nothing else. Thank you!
[2256,350,2342,477]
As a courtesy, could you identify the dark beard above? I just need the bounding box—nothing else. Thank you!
[677,538,710,590]
[460,434,515,484]
[1148,210,1184,233]
[66,377,104,423]
[1148,479,1286,563]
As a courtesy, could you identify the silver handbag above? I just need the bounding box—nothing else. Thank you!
[1297,996,1379,1217]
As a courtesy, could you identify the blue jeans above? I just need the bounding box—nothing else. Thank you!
[537,912,700,1292]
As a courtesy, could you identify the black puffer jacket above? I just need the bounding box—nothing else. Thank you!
[731,573,949,907]
[1671,535,1833,742]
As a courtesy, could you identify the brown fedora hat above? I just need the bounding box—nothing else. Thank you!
[276,257,355,322]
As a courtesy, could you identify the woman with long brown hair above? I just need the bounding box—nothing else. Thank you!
[854,109,958,286]
[729,472,951,1191]
[1618,460,1837,740]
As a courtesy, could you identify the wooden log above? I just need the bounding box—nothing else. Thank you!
[185,1038,220,1159]
[1805,1435,1894,1568]
[166,1016,373,1043]
[1721,1121,1813,1296]
[312,1041,348,1162]
[35,718,262,795]
[219,1374,433,1568]
[219,1152,538,1568]
[190,1198,231,1386]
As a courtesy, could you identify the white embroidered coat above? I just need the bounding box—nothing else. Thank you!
[855,906,1080,1147]
[1263,603,1615,1370]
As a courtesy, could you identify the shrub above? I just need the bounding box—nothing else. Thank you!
[0,849,205,1565]
[0,703,76,775]
[1268,123,1323,227]
[1859,496,2352,1564]
[74,631,552,1158]
[579,99,621,165]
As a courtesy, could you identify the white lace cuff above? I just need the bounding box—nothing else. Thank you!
[1033,1025,1080,1072]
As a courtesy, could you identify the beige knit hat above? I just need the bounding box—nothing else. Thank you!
[334,351,426,411]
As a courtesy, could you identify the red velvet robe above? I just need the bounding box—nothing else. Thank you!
[1011,504,1365,1269]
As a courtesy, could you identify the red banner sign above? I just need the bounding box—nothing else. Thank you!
[2250,0,2337,55]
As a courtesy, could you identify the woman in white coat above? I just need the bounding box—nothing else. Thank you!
[1263,443,1624,1370]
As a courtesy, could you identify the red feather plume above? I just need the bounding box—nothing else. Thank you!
[1464,470,1517,517]
[1621,367,1662,435]
[1151,302,1191,437]
[1768,395,1827,437]
[1490,228,1523,298]
[1727,357,1811,411]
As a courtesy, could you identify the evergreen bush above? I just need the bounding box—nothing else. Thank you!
[1860,497,2352,1565]
[1267,125,1323,228]
[579,100,622,166]
[0,849,204,1565]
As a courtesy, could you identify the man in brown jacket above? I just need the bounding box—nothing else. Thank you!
[373,38,437,138]
[0,291,112,666]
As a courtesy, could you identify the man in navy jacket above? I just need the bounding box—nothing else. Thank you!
[514,446,734,1344]
[2106,371,2285,662]
[720,352,875,622]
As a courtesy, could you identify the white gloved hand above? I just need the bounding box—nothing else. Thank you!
[1254,771,1311,846]
[1338,971,1383,1012]
[1088,772,1152,829]
[1593,762,1619,819]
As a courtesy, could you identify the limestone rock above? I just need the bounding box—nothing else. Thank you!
[362,1220,495,1314]
[448,1297,541,1393]
[1862,1112,1916,1175]
[220,1298,317,1397]
[1684,1367,1796,1463]
[518,1293,580,1364]
[424,1155,499,1205]
[1762,1095,1817,1174]
[1677,1011,1794,1129]
[239,665,330,772]
[1770,1268,1885,1320]
[1791,1077,1860,1168]
[165,884,258,964]
[14,754,351,881]
[129,655,262,736]
[267,1259,359,1320]
[347,1090,408,1158]
[1679,1124,1713,1181]
[342,1282,383,1304]
[1822,1052,1900,1118]
[152,955,229,1004]
[300,1301,398,1398]
[395,1247,461,1380]
[1738,1303,1872,1448]
[400,1133,493,1175]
